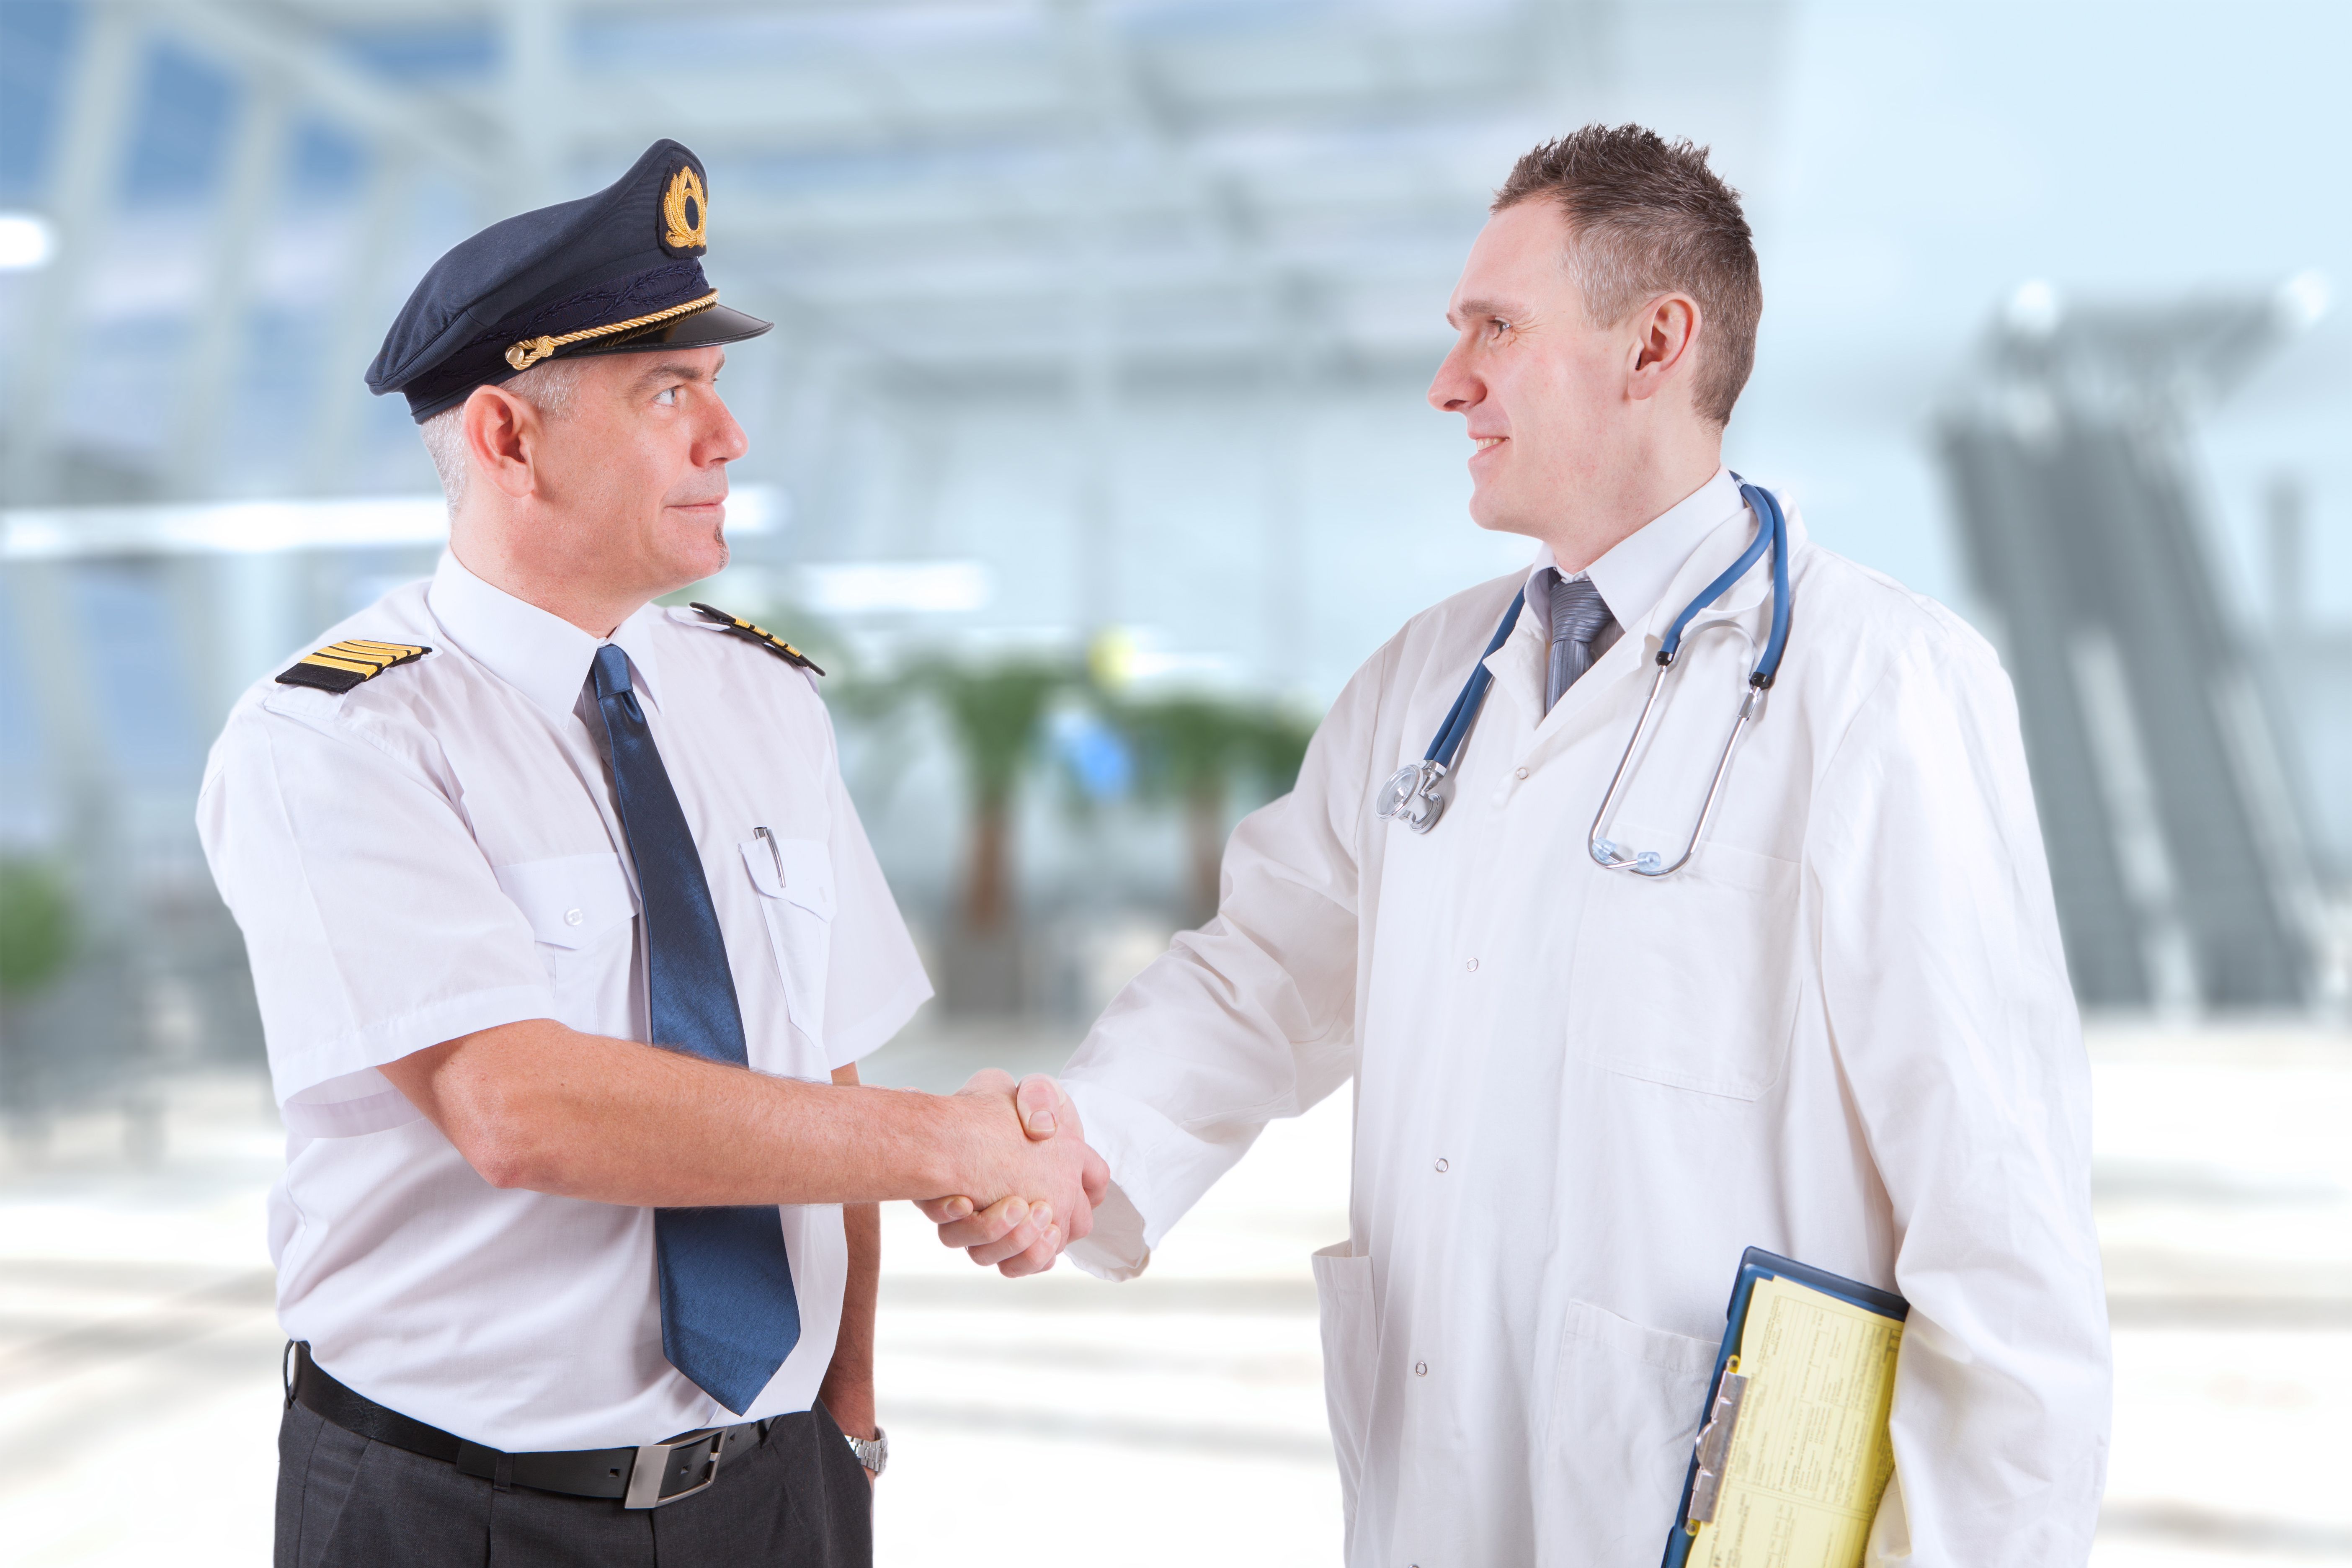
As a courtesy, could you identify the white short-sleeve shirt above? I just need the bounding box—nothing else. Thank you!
[196,551,931,1449]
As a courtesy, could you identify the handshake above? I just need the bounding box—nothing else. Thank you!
[927,1070,1110,1277]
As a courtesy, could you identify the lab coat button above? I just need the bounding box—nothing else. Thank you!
[1434,1157,1448,1173]
[1464,958,1478,972]
[1514,766,1528,779]
[564,907,584,926]
[1414,1361,1429,1376]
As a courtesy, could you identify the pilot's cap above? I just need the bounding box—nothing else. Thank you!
[366,139,771,423]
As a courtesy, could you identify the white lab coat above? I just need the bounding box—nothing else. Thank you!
[1062,480,2111,1565]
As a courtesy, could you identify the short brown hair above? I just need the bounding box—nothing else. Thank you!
[1493,125,1761,426]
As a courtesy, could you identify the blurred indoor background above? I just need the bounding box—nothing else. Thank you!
[1,0,2347,1563]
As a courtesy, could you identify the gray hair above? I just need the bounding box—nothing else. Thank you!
[418,358,588,512]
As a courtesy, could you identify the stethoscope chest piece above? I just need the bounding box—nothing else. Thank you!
[1376,760,1447,833]
[1375,585,1527,838]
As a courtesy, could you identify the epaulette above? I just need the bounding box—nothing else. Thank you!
[276,638,433,694]
[690,603,825,676]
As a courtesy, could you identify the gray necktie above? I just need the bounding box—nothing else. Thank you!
[1543,569,1617,713]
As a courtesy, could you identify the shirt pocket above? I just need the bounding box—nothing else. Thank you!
[492,852,637,1032]
[1537,1299,1715,1560]
[740,831,835,1055]
[1564,838,1800,1099]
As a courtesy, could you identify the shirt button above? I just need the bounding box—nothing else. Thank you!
[1514,766,1528,779]
[564,908,584,926]
[1464,957,1478,972]
[1414,1361,1429,1377]
[1434,1158,1449,1173]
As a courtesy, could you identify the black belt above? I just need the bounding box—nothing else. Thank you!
[286,1341,768,1509]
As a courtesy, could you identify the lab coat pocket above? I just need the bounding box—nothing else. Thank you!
[1311,1241,1378,1524]
[1539,1300,1714,1560]
[740,833,835,1055]
[1566,838,1800,1099]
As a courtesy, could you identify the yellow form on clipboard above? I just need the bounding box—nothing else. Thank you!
[1685,1274,1905,1568]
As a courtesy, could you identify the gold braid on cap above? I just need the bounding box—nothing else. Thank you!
[504,291,720,371]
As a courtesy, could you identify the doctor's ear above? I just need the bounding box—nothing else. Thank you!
[1626,293,1702,404]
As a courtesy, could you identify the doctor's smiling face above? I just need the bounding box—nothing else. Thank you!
[1427,198,1720,574]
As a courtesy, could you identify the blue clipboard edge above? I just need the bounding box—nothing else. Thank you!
[1657,1248,1910,1568]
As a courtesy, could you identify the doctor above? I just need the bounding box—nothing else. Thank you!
[933,125,2112,1562]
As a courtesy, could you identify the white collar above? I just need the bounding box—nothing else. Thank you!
[426,552,668,724]
[1524,466,1747,630]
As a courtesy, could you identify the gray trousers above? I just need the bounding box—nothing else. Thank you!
[275,1399,872,1567]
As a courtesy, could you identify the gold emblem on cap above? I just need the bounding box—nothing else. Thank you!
[662,165,709,251]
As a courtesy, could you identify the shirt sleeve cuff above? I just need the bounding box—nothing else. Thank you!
[267,984,557,1106]
[1065,1179,1150,1282]
[1059,1078,1240,1261]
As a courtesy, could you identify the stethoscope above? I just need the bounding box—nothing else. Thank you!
[1373,477,1792,878]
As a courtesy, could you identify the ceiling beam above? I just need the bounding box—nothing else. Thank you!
[529,73,1528,163]
[275,0,1029,18]
[144,0,504,186]
[713,183,1484,248]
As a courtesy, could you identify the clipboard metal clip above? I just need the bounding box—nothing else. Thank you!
[1685,1367,1749,1528]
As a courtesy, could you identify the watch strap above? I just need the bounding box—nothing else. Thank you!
[843,1426,888,1476]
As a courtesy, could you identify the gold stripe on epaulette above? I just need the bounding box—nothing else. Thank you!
[277,638,432,695]
[322,640,414,664]
[689,602,825,676]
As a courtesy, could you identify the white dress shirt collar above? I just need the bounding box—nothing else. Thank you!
[426,551,667,722]
[1524,466,1746,632]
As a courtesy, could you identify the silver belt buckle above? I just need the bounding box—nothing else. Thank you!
[624,1428,727,1509]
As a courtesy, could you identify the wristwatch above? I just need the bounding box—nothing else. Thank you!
[844,1426,888,1477]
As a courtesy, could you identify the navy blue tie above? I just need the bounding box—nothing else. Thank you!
[589,644,798,1414]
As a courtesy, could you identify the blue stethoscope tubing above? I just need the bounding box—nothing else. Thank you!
[1375,476,1793,876]
[1372,589,1525,833]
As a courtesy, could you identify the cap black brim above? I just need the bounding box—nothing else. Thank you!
[563,301,774,358]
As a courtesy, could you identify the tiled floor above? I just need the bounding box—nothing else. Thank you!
[2086,1026,2352,1567]
[1,1019,2345,1565]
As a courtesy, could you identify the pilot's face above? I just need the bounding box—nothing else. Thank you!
[542,346,748,600]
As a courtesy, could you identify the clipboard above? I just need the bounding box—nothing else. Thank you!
[1661,1248,1910,1568]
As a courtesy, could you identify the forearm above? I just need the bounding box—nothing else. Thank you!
[818,1199,879,1440]
[384,1019,999,1207]
[817,1061,880,1439]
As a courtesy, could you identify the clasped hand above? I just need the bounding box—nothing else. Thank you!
[925,1070,1106,1277]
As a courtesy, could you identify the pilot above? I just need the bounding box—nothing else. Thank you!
[197,139,1104,1566]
